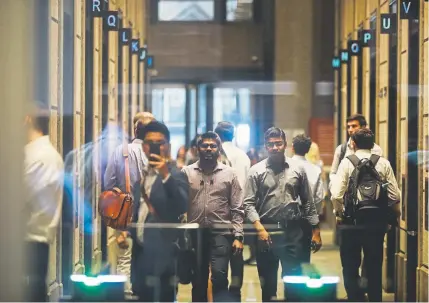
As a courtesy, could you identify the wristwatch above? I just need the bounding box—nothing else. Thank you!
[234,236,244,243]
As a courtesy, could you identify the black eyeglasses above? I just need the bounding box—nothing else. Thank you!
[265,141,284,148]
[200,143,218,149]
[144,140,167,145]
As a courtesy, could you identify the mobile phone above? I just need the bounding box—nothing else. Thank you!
[149,143,161,165]
[149,143,161,156]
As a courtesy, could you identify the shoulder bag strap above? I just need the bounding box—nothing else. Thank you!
[123,141,131,194]
[141,186,158,217]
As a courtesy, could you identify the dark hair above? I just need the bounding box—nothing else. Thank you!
[198,131,221,147]
[292,134,312,156]
[214,121,234,142]
[351,128,374,150]
[137,120,170,142]
[30,101,50,135]
[264,127,286,143]
[347,113,367,127]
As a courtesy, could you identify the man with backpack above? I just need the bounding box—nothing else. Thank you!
[329,114,382,188]
[329,114,383,290]
[331,128,401,302]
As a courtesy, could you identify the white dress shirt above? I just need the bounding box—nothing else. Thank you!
[330,149,401,214]
[137,165,171,244]
[329,138,383,189]
[221,141,251,189]
[24,136,64,244]
[292,155,324,214]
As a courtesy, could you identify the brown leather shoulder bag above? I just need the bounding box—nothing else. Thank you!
[98,141,133,230]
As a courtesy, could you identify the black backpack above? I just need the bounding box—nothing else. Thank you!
[339,142,348,163]
[343,154,388,221]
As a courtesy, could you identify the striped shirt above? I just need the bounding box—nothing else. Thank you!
[182,161,244,237]
[104,139,147,199]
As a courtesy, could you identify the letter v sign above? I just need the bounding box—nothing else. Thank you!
[400,0,419,20]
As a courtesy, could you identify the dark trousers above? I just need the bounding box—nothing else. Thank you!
[191,229,232,302]
[131,244,177,302]
[300,219,313,263]
[339,212,386,302]
[24,241,49,302]
[229,251,244,302]
[134,271,177,302]
[255,221,303,302]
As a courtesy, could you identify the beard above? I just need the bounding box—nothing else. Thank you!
[200,150,220,161]
[269,151,285,163]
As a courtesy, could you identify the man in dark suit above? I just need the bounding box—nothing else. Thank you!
[130,121,188,302]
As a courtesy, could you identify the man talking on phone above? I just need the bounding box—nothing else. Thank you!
[130,120,188,302]
[104,112,155,295]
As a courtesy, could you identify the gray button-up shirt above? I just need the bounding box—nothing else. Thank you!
[244,157,319,226]
[182,161,244,237]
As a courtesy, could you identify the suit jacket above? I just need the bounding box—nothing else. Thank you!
[130,163,188,283]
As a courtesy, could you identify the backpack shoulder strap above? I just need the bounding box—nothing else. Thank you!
[346,154,361,168]
[369,154,380,167]
[339,142,348,162]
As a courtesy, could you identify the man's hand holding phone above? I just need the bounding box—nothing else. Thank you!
[148,152,169,179]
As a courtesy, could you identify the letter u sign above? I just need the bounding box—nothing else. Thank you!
[380,14,397,34]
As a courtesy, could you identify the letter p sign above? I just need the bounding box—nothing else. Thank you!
[360,30,375,47]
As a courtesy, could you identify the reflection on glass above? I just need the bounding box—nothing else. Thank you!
[189,87,197,141]
[236,124,250,151]
[197,85,207,133]
[158,0,215,21]
[226,0,253,21]
[151,87,186,159]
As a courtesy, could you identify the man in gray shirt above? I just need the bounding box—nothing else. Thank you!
[244,127,322,302]
[182,131,244,302]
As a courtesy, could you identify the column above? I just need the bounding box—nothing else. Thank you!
[0,0,34,300]
[274,0,314,134]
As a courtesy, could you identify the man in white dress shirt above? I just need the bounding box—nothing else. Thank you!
[329,114,383,290]
[330,114,383,189]
[23,102,64,301]
[215,121,250,302]
[330,128,400,302]
[291,134,324,263]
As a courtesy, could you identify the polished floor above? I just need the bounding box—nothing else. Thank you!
[176,227,395,302]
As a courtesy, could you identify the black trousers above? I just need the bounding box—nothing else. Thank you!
[255,221,303,302]
[131,244,177,302]
[24,241,49,302]
[229,250,244,302]
[339,211,386,302]
[191,229,233,302]
[300,219,313,263]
